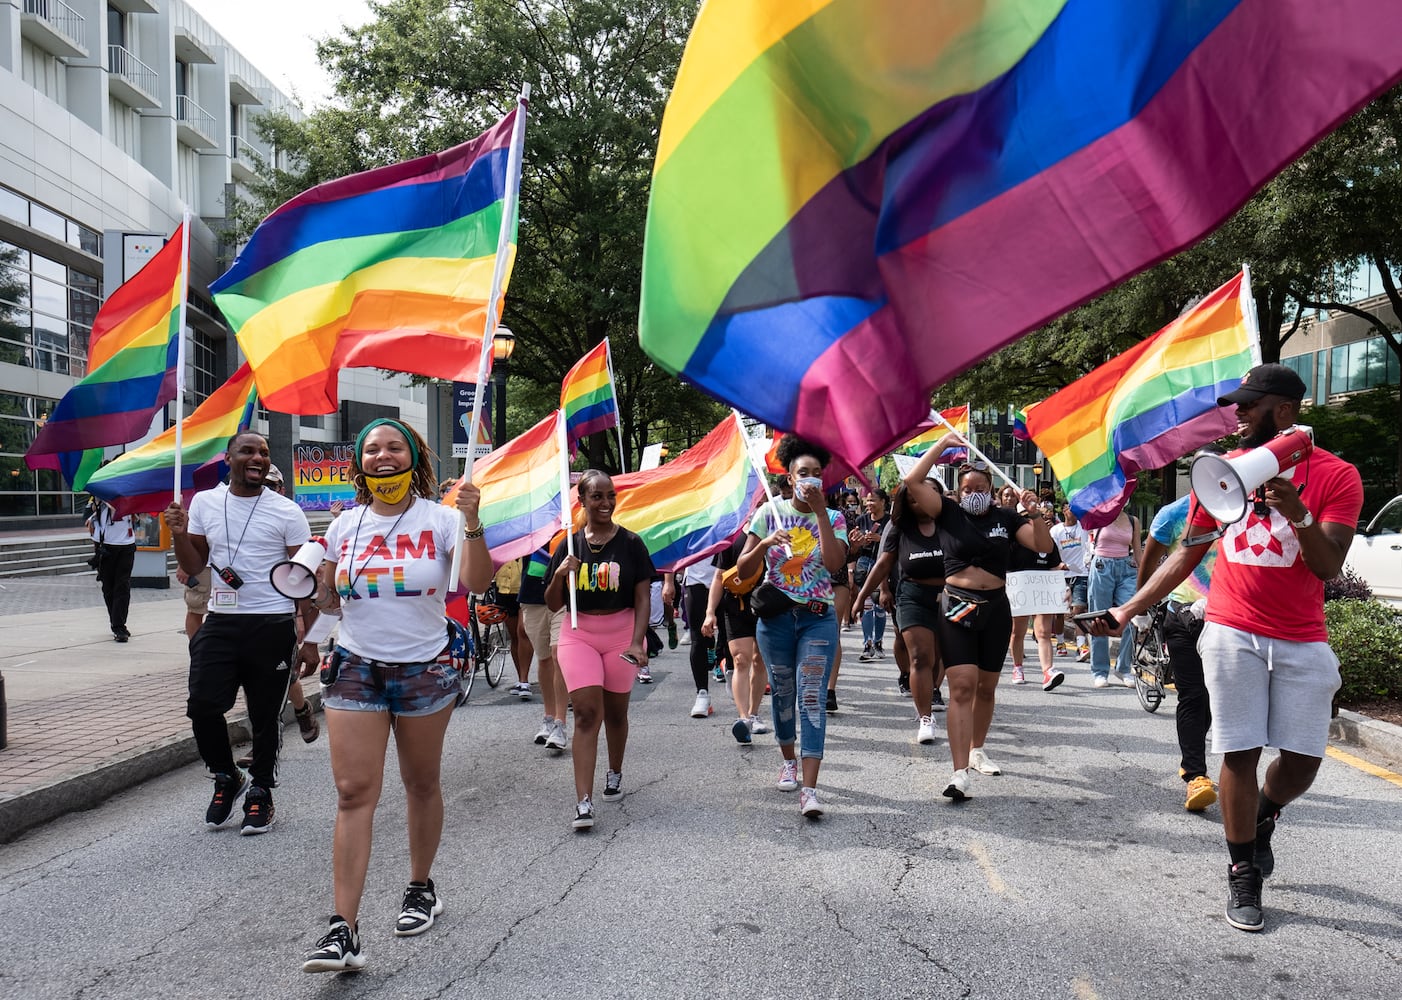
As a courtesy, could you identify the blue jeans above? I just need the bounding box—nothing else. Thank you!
[1089,555,1137,677]
[861,606,887,645]
[755,604,838,759]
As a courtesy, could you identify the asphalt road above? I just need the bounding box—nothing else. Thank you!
[2,633,1400,1000]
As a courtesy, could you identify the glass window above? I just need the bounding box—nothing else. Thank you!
[30,277,66,321]
[1283,353,1313,401]
[29,204,66,241]
[0,187,27,225]
[108,6,126,49]
[31,254,65,283]
[192,327,218,401]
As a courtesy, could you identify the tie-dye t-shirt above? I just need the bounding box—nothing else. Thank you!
[1150,495,1216,605]
[747,498,848,605]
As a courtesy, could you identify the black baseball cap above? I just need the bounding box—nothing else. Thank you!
[1217,363,1306,406]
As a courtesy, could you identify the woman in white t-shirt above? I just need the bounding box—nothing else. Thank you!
[302,419,491,975]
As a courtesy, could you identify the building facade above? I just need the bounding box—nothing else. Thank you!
[0,0,426,529]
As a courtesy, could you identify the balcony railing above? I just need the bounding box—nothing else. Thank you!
[21,0,86,54]
[176,94,214,137]
[230,134,259,163]
[107,44,157,100]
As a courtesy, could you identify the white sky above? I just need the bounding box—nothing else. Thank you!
[187,0,373,108]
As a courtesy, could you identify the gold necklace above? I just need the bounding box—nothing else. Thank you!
[585,526,616,554]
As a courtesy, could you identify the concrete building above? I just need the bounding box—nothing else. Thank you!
[0,0,427,529]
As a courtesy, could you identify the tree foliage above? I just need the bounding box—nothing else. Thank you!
[232,0,720,470]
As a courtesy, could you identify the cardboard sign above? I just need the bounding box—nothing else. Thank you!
[1006,569,1066,615]
[292,442,357,511]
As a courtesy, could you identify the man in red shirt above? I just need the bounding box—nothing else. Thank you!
[1091,363,1362,933]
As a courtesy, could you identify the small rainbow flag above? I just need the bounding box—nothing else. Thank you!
[638,1,1402,469]
[573,413,760,572]
[442,410,563,568]
[212,110,524,414]
[25,222,186,478]
[560,339,619,452]
[1025,270,1259,528]
[899,406,969,464]
[83,363,259,517]
[1012,408,1032,442]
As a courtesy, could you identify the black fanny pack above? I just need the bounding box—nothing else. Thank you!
[941,583,992,631]
[750,582,830,620]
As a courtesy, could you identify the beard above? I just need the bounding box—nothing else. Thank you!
[1240,409,1279,449]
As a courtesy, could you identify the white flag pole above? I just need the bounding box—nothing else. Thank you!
[557,409,578,628]
[450,86,529,588]
[605,338,627,473]
[1241,263,1263,366]
[927,408,1020,490]
[731,410,788,557]
[172,211,191,505]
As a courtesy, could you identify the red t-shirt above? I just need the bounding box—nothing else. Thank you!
[1189,446,1362,643]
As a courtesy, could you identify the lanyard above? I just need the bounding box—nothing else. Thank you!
[220,488,263,574]
[345,498,413,596]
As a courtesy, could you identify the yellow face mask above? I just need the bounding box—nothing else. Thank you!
[365,470,413,505]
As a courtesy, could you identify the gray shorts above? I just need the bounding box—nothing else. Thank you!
[1198,622,1341,758]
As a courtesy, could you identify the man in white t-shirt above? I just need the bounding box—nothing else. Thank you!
[165,431,312,836]
[86,499,136,642]
[1050,506,1090,660]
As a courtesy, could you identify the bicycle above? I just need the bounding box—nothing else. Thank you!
[468,589,510,689]
[1130,601,1174,714]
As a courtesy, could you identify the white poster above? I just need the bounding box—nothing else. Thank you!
[892,453,920,476]
[639,443,664,470]
[1006,569,1066,615]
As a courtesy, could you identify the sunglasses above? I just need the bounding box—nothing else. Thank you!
[958,460,989,473]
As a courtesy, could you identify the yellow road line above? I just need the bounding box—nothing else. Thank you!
[1326,745,1402,790]
[967,840,1019,900]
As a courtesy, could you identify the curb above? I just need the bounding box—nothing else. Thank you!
[0,689,322,844]
[1330,708,1402,770]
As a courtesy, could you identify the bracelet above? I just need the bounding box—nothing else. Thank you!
[464,523,485,540]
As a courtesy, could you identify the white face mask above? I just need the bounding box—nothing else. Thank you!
[959,492,993,516]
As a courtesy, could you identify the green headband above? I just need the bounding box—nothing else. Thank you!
[355,418,420,468]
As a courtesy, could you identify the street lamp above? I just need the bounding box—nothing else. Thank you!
[491,327,515,446]
[659,445,669,464]
[1032,462,1044,492]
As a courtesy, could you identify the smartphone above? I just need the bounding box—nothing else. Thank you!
[1072,609,1120,634]
[620,653,640,665]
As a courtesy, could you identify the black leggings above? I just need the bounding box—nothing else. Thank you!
[686,583,715,690]
[935,587,1013,673]
[1164,608,1212,780]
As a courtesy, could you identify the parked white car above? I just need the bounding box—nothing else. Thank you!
[1345,495,1402,607]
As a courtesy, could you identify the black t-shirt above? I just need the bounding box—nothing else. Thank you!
[880,520,901,589]
[935,504,1027,580]
[898,519,945,581]
[518,549,549,605]
[853,513,890,561]
[1009,542,1059,572]
[546,527,656,613]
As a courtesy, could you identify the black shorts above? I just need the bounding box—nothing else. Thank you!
[723,605,757,641]
[831,565,849,588]
[897,579,944,634]
[494,593,520,617]
[935,587,1013,673]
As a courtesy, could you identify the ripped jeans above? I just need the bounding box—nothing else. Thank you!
[755,603,838,759]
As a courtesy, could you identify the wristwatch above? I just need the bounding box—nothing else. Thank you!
[1290,510,1315,530]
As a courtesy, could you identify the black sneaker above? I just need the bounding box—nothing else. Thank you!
[931,689,946,712]
[897,673,911,696]
[394,879,444,936]
[240,785,275,835]
[573,796,595,830]
[113,628,129,643]
[1226,862,1264,932]
[602,769,623,801]
[826,689,838,713]
[1255,814,1277,879]
[205,769,249,829]
[303,916,365,973]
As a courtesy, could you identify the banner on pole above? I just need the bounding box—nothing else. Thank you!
[452,381,494,459]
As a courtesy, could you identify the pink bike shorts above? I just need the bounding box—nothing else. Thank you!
[557,609,637,694]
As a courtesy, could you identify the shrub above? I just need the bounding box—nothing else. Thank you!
[1326,598,1402,703]
[1324,567,1373,602]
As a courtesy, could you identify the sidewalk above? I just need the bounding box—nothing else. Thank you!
[3,587,1400,844]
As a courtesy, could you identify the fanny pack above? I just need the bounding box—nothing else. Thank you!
[749,582,798,619]
[941,583,992,631]
[721,561,762,597]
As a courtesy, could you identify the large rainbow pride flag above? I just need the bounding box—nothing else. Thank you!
[1025,270,1258,527]
[25,223,186,479]
[572,413,761,572]
[84,363,259,518]
[442,410,563,569]
[560,339,620,452]
[212,111,523,414]
[639,0,1402,468]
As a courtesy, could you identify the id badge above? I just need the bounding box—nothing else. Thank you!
[213,589,238,608]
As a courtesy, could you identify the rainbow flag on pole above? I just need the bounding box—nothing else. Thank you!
[212,111,525,414]
[442,410,563,568]
[638,0,1402,469]
[560,339,620,452]
[574,413,760,572]
[83,363,259,518]
[899,405,969,464]
[1024,270,1260,528]
[25,222,186,476]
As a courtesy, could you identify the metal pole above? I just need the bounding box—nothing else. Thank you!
[493,359,508,447]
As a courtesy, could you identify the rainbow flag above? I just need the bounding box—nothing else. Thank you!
[1024,271,1258,528]
[573,413,760,572]
[84,363,259,518]
[442,410,563,568]
[899,406,969,464]
[1012,408,1032,442]
[638,1,1402,469]
[211,110,524,414]
[25,222,186,477]
[560,339,619,450]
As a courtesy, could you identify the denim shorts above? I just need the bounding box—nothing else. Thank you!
[322,644,461,717]
[1067,575,1088,608]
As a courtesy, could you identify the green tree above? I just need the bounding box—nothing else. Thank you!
[233,0,721,470]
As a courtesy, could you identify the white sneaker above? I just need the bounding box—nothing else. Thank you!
[1116,671,1136,688]
[777,759,799,791]
[749,713,770,735]
[679,630,692,645]
[799,787,823,817]
[916,716,937,745]
[943,769,972,801]
[969,747,1002,775]
[514,682,531,700]
[1092,675,1110,689]
[690,690,713,718]
[533,717,553,745]
[545,720,568,751]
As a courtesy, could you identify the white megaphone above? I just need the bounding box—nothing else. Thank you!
[270,536,328,600]
[1189,428,1314,524]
